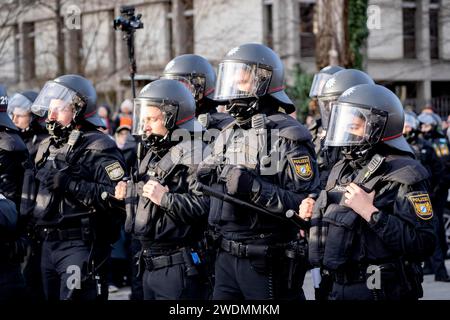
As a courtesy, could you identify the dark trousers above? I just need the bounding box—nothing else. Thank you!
[0,262,26,301]
[212,251,305,300]
[22,240,45,301]
[41,239,110,301]
[142,264,208,300]
[129,237,144,300]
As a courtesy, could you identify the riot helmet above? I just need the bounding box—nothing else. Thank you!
[309,65,344,99]
[162,54,216,105]
[0,85,17,130]
[318,69,374,130]
[133,79,202,147]
[31,74,103,138]
[325,84,413,156]
[214,43,294,121]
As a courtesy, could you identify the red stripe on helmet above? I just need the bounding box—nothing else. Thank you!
[381,133,403,141]
[176,114,194,125]
[268,86,284,93]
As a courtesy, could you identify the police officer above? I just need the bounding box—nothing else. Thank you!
[7,90,48,301]
[162,54,233,131]
[403,112,450,282]
[29,74,126,300]
[418,112,450,278]
[308,65,344,145]
[197,43,320,300]
[0,193,26,301]
[114,79,209,300]
[315,69,374,188]
[0,85,29,208]
[8,90,48,160]
[304,84,436,300]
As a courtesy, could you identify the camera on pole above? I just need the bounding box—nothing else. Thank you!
[113,5,143,99]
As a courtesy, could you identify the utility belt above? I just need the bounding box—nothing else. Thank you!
[141,246,202,277]
[219,238,295,259]
[38,217,94,242]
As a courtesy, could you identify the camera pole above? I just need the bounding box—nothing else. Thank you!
[124,30,137,99]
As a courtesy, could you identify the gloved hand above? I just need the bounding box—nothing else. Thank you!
[225,166,255,198]
[45,170,72,191]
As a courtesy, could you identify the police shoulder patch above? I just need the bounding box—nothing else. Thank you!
[105,162,125,181]
[290,156,313,180]
[407,193,433,220]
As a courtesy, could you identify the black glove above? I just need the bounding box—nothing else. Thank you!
[225,166,255,198]
[45,170,72,191]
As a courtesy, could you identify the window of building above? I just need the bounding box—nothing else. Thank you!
[402,0,416,59]
[263,0,273,48]
[299,1,315,57]
[429,0,439,59]
[22,22,35,80]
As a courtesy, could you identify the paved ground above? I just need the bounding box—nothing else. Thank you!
[109,260,450,300]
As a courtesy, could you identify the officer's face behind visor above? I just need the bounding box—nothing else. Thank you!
[325,103,387,147]
[162,74,206,101]
[132,99,170,138]
[31,81,79,120]
[214,61,272,101]
[309,72,333,98]
[8,94,33,130]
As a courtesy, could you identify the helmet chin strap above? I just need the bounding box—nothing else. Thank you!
[142,132,172,153]
[226,98,259,126]
[46,120,74,142]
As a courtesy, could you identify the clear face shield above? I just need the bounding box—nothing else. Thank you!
[404,113,419,131]
[132,98,178,137]
[7,93,33,117]
[31,81,83,118]
[325,103,387,147]
[214,61,272,101]
[317,95,338,130]
[309,72,333,98]
[162,74,206,101]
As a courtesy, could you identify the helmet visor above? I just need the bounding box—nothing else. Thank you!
[132,98,179,136]
[7,93,32,116]
[404,113,419,130]
[317,95,338,130]
[309,72,333,98]
[214,61,272,101]
[325,103,387,147]
[162,74,207,101]
[31,82,79,117]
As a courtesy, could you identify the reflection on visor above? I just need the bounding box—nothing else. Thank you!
[132,98,178,136]
[309,73,333,98]
[325,103,388,147]
[214,62,272,101]
[162,74,206,100]
[404,113,419,130]
[7,93,33,116]
[318,96,337,130]
[31,82,78,117]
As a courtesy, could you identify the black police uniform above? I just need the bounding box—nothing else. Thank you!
[31,130,126,300]
[309,118,342,189]
[407,136,449,279]
[19,125,48,161]
[0,129,29,208]
[200,112,320,300]
[126,138,209,300]
[198,106,234,132]
[309,149,436,300]
[421,131,450,258]
[0,195,26,301]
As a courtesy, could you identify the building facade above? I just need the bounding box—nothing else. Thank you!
[0,0,449,114]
